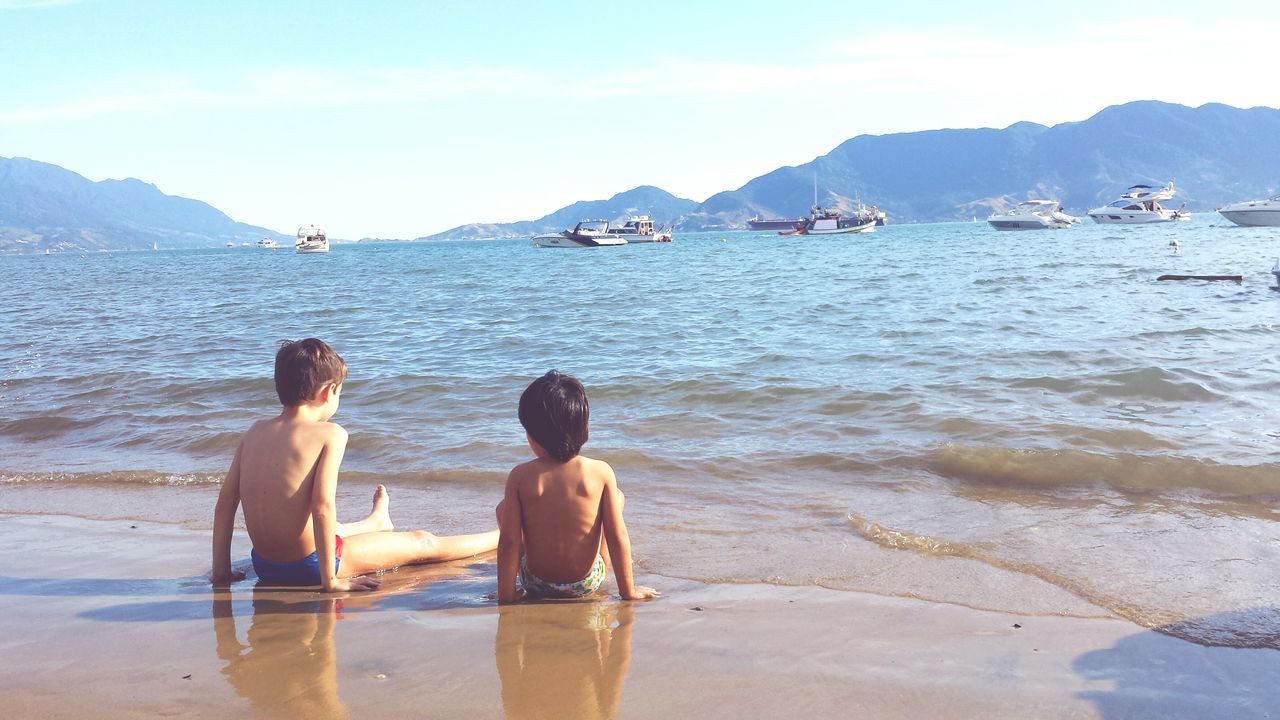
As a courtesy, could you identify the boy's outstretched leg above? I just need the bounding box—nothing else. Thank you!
[339,527,499,577]
[336,484,395,537]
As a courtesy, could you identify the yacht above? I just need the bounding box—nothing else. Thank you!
[1087,183,1189,224]
[257,237,278,249]
[611,215,672,243]
[987,200,1079,230]
[295,225,330,254]
[532,220,628,248]
[1218,194,1280,227]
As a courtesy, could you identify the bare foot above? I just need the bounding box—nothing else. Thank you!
[371,485,394,532]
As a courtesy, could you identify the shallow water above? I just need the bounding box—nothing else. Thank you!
[3,216,1279,646]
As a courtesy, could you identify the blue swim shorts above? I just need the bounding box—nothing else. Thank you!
[251,535,343,586]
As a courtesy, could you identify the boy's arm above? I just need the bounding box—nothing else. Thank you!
[600,465,659,601]
[496,471,524,603]
[211,441,245,585]
[310,425,377,593]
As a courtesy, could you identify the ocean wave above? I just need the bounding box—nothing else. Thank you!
[0,468,506,489]
[925,444,1280,501]
[1005,366,1229,403]
[0,470,222,487]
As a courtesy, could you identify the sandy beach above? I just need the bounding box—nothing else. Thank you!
[2,511,1275,720]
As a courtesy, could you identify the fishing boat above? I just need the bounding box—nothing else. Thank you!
[1088,183,1189,224]
[793,207,876,235]
[295,225,329,254]
[532,220,628,248]
[782,177,878,235]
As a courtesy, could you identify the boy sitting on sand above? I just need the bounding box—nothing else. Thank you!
[211,338,499,592]
[496,370,659,603]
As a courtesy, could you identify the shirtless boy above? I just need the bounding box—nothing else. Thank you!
[211,338,498,592]
[496,370,659,603]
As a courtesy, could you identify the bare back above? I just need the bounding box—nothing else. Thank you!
[511,455,613,583]
[237,415,346,562]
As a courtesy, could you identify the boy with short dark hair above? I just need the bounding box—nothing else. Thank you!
[496,370,659,602]
[211,338,498,592]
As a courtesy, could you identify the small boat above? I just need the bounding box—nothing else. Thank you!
[532,220,628,248]
[610,215,672,243]
[257,237,278,249]
[987,200,1079,230]
[1218,194,1280,227]
[296,225,330,254]
[1088,183,1189,224]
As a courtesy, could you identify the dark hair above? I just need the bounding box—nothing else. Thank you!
[518,370,589,462]
[274,339,348,406]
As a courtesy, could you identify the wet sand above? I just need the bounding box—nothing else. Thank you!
[1,512,1276,719]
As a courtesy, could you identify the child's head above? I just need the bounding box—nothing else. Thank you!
[274,338,348,407]
[518,370,589,462]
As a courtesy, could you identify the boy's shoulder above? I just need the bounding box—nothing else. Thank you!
[575,454,614,478]
[244,416,348,443]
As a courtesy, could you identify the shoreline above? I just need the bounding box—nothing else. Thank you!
[2,513,1276,718]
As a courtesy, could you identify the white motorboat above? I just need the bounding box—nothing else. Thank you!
[987,200,1079,230]
[295,225,329,254]
[610,215,673,243]
[1218,194,1280,227]
[532,220,628,248]
[1088,183,1189,224]
[257,237,278,249]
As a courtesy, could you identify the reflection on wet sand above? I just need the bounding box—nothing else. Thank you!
[496,601,635,720]
[211,590,349,720]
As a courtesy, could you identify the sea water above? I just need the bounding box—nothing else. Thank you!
[2,216,1278,648]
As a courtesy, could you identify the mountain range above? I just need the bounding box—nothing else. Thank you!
[3,100,1279,252]
[682,100,1280,229]
[0,157,287,253]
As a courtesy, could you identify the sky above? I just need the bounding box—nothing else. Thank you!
[2,0,1279,238]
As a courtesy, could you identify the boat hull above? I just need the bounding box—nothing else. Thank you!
[749,219,803,231]
[988,219,1061,230]
[1219,207,1280,227]
[532,234,627,248]
[803,220,875,235]
[1087,210,1179,224]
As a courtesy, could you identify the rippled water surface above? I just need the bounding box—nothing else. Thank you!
[3,217,1279,647]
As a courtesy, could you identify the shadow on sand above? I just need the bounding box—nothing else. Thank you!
[1074,608,1280,719]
